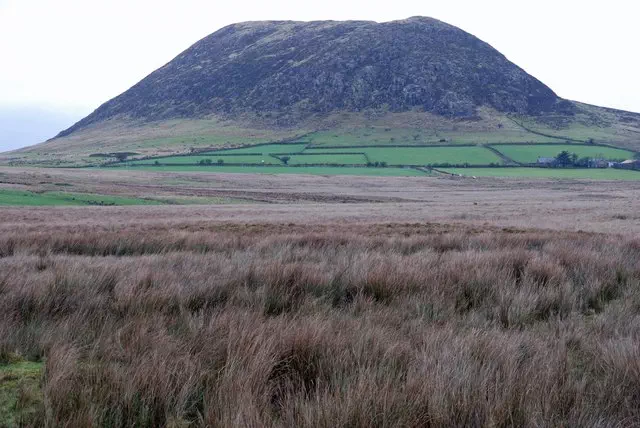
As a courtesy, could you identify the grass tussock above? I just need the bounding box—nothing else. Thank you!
[0,223,639,426]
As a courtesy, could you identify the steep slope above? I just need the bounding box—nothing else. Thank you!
[58,17,570,138]
[3,17,639,165]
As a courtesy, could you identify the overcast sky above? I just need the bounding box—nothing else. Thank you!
[1,0,639,152]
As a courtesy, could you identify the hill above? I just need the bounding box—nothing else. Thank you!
[2,17,640,165]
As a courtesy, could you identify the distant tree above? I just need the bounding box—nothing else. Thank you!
[154,160,160,166]
[114,153,129,162]
[555,151,573,168]
[587,138,595,144]
[199,159,213,165]
[281,156,290,165]
[217,159,224,165]
[570,153,578,165]
[380,161,387,167]
[576,157,590,168]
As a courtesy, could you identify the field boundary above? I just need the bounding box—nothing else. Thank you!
[482,145,520,166]
[507,117,586,143]
[305,143,478,150]
[488,141,636,152]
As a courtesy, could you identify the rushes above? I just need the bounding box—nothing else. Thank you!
[0,223,640,426]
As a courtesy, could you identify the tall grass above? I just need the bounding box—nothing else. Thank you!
[1,224,639,426]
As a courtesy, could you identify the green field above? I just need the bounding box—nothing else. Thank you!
[0,360,43,426]
[442,167,640,180]
[492,144,635,163]
[286,154,367,165]
[132,155,282,165]
[0,189,164,206]
[135,145,502,166]
[203,143,307,155]
[119,142,637,172]
[116,165,428,176]
[303,146,502,165]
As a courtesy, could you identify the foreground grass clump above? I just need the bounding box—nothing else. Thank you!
[0,357,44,427]
[0,223,639,425]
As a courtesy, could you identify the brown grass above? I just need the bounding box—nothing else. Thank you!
[2,166,640,236]
[1,221,639,426]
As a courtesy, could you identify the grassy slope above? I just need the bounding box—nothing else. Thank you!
[443,167,640,180]
[205,143,308,154]
[2,103,639,166]
[492,144,634,163]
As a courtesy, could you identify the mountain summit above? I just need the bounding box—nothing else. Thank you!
[59,17,571,137]
[5,17,639,165]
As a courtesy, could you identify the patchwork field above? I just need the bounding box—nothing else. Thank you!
[118,141,640,179]
[130,144,504,167]
[132,155,282,165]
[286,153,368,165]
[302,146,502,165]
[492,144,634,163]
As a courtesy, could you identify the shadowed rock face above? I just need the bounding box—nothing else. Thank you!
[59,17,572,136]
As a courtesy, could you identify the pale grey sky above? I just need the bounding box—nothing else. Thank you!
[0,0,639,151]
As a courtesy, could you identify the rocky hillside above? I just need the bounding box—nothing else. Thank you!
[4,17,639,165]
[58,17,573,137]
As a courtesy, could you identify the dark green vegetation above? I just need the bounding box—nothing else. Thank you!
[0,359,44,427]
[1,221,640,426]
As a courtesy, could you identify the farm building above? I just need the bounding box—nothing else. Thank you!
[537,157,555,165]
[619,159,640,169]
[588,159,609,168]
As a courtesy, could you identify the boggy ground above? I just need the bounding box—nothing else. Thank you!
[1,217,640,426]
[1,166,639,234]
